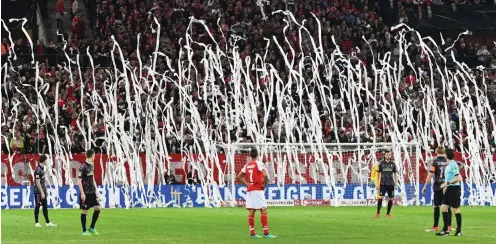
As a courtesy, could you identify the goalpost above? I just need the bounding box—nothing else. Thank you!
[225,142,421,207]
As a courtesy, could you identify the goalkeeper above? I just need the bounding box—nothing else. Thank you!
[370,162,381,200]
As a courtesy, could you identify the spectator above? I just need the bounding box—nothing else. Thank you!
[14,38,31,64]
[165,172,177,185]
[94,40,109,67]
[86,0,96,30]
[458,42,467,63]
[1,139,9,154]
[24,136,38,154]
[45,40,59,66]
[477,45,491,66]
[35,40,46,63]
[398,10,408,24]
[1,38,10,65]
[187,168,199,185]
[71,136,85,154]
[72,0,79,20]
[10,131,25,153]
[344,10,356,25]
[56,0,65,31]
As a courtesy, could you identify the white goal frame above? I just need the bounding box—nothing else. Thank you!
[226,142,421,207]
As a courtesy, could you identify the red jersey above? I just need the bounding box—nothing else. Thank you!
[241,160,265,192]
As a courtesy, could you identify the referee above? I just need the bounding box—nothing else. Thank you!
[436,149,463,237]
[78,150,101,236]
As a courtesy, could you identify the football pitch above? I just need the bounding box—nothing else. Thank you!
[2,207,496,244]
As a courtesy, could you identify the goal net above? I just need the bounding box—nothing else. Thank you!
[225,142,420,207]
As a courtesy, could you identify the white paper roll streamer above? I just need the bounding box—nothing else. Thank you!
[2,15,495,207]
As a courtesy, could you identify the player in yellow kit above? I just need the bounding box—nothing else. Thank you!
[371,163,381,200]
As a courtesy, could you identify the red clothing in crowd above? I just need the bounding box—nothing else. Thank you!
[37,43,45,62]
[56,0,65,13]
[72,15,85,37]
[342,39,353,53]
[405,75,416,86]
[58,98,66,108]
[72,15,79,32]
[78,18,85,35]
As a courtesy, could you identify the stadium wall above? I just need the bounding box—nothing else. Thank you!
[2,183,495,209]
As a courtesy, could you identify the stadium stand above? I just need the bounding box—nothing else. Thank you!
[1,0,496,155]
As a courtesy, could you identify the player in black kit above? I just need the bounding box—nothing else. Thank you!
[422,147,452,232]
[78,150,101,236]
[375,150,398,218]
[33,155,57,227]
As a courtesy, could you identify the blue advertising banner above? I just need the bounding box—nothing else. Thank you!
[1,183,495,209]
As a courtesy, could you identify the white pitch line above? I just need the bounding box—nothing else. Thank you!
[469,235,496,239]
[462,226,495,229]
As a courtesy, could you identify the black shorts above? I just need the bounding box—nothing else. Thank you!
[379,185,394,198]
[80,193,99,210]
[442,186,461,208]
[433,190,444,207]
[34,193,48,208]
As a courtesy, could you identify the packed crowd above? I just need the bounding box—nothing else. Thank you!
[1,0,496,155]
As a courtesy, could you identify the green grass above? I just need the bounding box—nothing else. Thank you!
[2,207,496,244]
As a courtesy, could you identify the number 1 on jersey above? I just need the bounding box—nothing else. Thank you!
[439,166,446,179]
